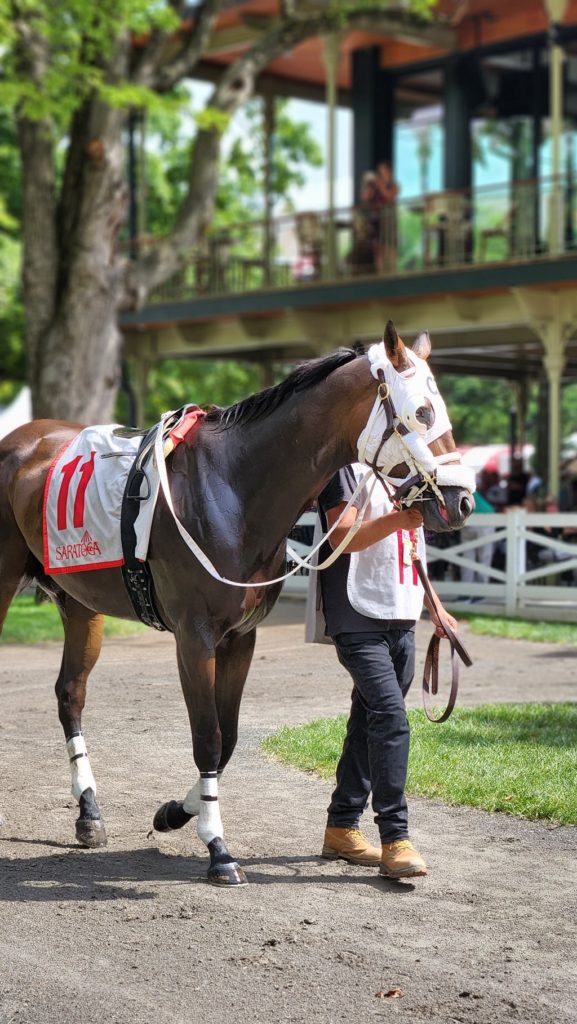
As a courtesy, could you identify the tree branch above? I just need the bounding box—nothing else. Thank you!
[135,0,225,91]
[210,6,452,116]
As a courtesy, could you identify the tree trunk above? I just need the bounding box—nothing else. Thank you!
[18,30,130,425]
[34,292,122,424]
[22,93,128,422]
[27,187,126,423]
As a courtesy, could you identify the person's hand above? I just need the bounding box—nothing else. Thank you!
[395,507,423,531]
[430,606,458,638]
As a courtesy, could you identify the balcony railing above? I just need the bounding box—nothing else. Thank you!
[140,175,577,305]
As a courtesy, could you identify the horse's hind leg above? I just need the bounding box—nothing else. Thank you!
[55,595,107,848]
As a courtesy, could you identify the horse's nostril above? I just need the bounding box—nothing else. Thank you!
[460,495,474,518]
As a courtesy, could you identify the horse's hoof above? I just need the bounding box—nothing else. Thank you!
[153,800,194,833]
[207,861,248,887]
[76,817,107,848]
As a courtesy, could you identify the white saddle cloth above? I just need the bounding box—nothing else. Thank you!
[43,425,158,574]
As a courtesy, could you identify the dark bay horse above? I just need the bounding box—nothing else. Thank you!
[0,323,474,885]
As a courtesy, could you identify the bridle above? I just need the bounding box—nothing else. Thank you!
[356,344,476,507]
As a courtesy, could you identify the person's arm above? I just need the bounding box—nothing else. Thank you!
[423,580,458,638]
[375,178,399,203]
[325,502,423,553]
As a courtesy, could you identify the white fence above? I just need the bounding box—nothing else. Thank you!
[285,511,577,622]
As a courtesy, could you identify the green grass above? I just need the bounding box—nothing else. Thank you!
[458,613,577,646]
[0,595,147,644]
[263,703,577,825]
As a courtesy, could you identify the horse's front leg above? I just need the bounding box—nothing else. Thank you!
[55,597,107,848]
[157,627,254,886]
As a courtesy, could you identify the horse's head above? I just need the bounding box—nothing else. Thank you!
[357,321,475,532]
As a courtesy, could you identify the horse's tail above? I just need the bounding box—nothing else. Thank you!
[0,442,51,609]
[0,426,68,613]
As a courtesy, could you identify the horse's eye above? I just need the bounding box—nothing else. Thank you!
[416,400,434,428]
[401,395,435,435]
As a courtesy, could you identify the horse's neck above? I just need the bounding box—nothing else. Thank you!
[207,359,373,542]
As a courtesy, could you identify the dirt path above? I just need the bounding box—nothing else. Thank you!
[1,601,576,1024]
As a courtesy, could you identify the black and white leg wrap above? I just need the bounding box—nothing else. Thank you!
[196,771,223,846]
[66,733,97,801]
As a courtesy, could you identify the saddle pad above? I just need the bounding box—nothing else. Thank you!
[43,425,157,574]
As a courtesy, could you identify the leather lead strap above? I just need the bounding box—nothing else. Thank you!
[412,557,473,723]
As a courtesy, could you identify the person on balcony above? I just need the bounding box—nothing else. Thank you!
[349,172,381,274]
[374,161,400,271]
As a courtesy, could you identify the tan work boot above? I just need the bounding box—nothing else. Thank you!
[379,839,428,878]
[321,826,382,866]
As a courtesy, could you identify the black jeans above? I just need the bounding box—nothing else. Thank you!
[327,629,415,843]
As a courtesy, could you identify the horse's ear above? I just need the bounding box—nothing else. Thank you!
[412,331,432,360]
[383,320,399,358]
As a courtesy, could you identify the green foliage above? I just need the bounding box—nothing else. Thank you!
[437,373,515,446]
[194,107,231,135]
[0,0,179,125]
[326,0,434,21]
[143,359,265,424]
[0,112,25,398]
[143,96,323,238]
[0,234,25,401]
[263,703,577,825]
[562,382,577,442]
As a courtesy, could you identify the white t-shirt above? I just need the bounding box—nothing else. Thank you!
[305,464,425,642]
[347,464,426,621]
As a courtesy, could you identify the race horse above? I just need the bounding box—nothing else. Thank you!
[0,323,474,886]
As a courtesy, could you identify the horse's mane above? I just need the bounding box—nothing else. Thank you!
[204,346,363,430]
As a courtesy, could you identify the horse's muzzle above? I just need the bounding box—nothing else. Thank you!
[421,487,474,533]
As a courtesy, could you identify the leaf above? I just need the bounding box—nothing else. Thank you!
[375,988,403,999]
[194,107,231,135]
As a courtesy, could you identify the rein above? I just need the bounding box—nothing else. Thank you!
[411,554,473,723]
[154,417,376,589]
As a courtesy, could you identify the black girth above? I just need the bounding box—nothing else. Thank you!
[120,424,170,632]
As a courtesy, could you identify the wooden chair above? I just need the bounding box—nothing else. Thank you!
[294,212,323,280]
[479,209,514,262]
[423,191,471,267]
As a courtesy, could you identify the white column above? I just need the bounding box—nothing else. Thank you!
[323,33,340,279]
[546,0,569,254]
[542,313,568,500]
[263,92,275,286]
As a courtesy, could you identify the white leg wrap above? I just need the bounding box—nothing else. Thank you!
[182,778,201,815]
[196,773,223,846]
[183,771,223,816]
[66,734,97,801]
